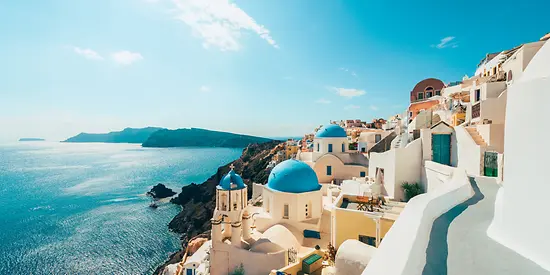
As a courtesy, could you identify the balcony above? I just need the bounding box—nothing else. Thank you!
[472,102,480,119]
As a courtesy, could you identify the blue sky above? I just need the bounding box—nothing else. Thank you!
[1,0,548,141]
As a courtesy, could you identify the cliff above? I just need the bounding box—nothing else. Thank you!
[153,140,283,274]
[142,128,273,148]
[63,127,163,143]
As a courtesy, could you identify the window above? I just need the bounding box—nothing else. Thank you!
[328,144,333,153]
[317,143,319,152]
[305,202,311,218]
[426,91,433,98]
[409,111,413,117]
[283,204,289,219]
[187,269,194,275]
[341,143,345,152]
[361,147,366,153]
[475,89,481,102]
[375,134,382,143]
[326,166,332,176]
[435,90,441,96]
[418,92,424,100]
[360,171,366,177]
[359,235,376,246]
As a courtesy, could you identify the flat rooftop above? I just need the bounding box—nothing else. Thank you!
[337,195,405,221]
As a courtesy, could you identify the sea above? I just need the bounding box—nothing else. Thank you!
[0,142,243,275]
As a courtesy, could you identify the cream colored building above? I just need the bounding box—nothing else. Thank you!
[297,124,369,185]
[357,129,392,153]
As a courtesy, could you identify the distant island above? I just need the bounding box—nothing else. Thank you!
[142,128,273,148]
[19,138,45,142]
[63,127,164,143]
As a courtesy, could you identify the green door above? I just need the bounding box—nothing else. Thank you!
[432,134,451,166]
[484,151,498,177]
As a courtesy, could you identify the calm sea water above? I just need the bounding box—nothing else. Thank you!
[0,142,242,275]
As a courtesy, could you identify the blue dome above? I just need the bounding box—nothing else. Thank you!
[219,169,246,190]
[267,160,321,193]
[315,124,347,138]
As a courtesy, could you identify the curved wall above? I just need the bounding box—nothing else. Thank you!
[361,166,473,275]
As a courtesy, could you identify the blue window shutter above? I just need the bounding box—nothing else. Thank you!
[328,144,333,152]
[327,166,332,176]
[360,171,366,177]
[342,143,345,152]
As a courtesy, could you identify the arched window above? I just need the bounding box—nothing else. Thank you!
[425,86,434,98]
[220,193,227,211]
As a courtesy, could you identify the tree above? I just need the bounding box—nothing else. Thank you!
[401,182,424,202]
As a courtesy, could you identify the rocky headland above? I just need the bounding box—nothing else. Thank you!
[153,140,283,274]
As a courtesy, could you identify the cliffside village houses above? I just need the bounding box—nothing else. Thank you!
[163,33,550,275]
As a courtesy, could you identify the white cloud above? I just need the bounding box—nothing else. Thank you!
[345,105,360,110]
[339,67,357,77]
[200,85,210,92]
[111,51,143,65]
[330,87,366,98]
[172,0,278,51]
[370,105,379,111]
[432,36,458,49]
[72,47,104,60]
[315,98,331,104]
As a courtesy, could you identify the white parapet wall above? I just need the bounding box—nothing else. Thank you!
[487,40,550,271]
[361,166,473,275]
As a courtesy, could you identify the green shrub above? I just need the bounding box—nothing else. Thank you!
[230,263,245,275]
[401,182,424,202]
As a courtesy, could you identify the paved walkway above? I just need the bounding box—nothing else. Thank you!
[423,177,549,275]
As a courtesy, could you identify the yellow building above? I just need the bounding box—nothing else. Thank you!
[285,142,300,159]
[331,194,405,249]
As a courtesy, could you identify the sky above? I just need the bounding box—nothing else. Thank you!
[1,0,548,142]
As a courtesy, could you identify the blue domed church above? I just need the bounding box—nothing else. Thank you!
[262,159,323,225]
[297,123,369,184]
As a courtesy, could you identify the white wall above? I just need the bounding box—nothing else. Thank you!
[252,183,264,200]
[455,125,482,176]
[262,187,322,224]
[361,168,473,275]
[487,41,550,271]
[368,139,422,201]
[210,242,286,275]
[313,137,348,159]
[476,123,505,153]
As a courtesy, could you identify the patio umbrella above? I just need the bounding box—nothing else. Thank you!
[371,171,383,198]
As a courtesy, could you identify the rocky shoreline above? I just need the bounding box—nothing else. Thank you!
[153,140,283,274]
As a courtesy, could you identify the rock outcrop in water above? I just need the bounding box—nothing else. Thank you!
[147,184,177,199]
[153,140,283,274]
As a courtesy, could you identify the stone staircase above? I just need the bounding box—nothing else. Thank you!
[466,127,487,146]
